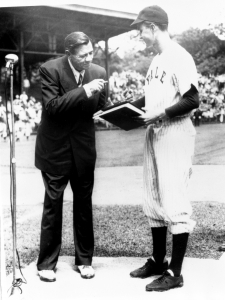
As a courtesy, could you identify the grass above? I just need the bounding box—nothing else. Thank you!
[4,202,225,275]
[1,124,225,168]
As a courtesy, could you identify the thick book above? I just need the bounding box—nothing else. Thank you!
[94,97,145,131]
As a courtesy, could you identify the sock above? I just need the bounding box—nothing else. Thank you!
[169,233,189,277]
[151,227,167,265]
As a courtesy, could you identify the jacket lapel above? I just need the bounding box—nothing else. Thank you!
[60,56,78,92]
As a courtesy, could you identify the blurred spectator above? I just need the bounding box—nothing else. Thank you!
[23,77,30,94]
[0,97,7,140]
[20,91,28,106]
[219,105,225,123]
[216,91,224,104]
[192,109,202,126]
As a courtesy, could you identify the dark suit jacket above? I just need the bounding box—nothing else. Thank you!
[35,55,106,176]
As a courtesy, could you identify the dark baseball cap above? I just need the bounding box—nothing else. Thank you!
[130,5,168,26]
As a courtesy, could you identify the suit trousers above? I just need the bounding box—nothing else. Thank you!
[37,167,95,271]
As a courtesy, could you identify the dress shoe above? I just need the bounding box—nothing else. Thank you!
[77,265,95,279]
[38,270,56,282]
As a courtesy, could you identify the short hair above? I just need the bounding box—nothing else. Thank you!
[142,21,168,32]
[64,32,92,54]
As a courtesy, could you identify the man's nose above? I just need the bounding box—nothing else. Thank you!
[139,33,143,41]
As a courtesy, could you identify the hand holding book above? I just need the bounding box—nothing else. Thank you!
[93,110,103,119]
[134,107,167,126]
[93,97,145,131]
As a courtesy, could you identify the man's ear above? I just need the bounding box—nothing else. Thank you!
[150,24,156,32]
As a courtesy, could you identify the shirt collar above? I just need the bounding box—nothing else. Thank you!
[68,57,85,82]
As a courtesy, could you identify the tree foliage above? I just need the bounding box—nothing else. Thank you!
[93,45,154,77]
[112,51,153,76]
[174,28,225,75]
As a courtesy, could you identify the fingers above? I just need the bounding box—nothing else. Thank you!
[88,79,107,94]
[93,110,103,118]
[95,79,107,90]
[132,116,146,125]
[133,115,158,125]
[93,80,104,92]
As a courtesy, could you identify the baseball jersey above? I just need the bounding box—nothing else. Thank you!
[144,41,198,114]
[143,41,198,234]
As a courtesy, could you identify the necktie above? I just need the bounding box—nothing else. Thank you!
[77,73,83,87]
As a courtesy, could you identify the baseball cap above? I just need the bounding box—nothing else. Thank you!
[130,5,168,26]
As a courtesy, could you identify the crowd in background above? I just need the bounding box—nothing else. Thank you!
[0,72,225,140]
[0,92,42,141]
[108,70,145,103]
[192,74,225,125]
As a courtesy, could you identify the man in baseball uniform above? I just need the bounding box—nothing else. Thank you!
[129,6,199,292]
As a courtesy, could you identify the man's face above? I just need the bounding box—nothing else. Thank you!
[138,22,155,48]
[69,41,93,71]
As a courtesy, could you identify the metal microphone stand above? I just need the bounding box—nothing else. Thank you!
[8,62,17,297]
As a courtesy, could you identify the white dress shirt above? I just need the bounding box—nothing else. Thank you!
[68,58,92,98]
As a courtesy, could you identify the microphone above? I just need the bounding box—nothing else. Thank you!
[5,54,19,68]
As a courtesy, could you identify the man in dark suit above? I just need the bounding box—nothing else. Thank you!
[35,32,106,282]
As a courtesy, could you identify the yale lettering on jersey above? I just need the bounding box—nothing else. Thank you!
[146,67,166,84]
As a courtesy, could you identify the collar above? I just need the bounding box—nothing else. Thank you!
[68,57,85,82]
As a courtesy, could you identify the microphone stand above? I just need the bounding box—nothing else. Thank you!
[8,62,17,297]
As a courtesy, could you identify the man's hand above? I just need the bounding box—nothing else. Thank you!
[85,79,107,95]
[134,107,167,125]
[93,110,103,119]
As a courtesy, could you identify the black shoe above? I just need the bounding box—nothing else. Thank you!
[130,258,168,279]
[146,271,183,292]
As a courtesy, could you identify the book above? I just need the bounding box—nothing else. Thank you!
[93,97,145,131]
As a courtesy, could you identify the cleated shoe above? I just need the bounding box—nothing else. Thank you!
[146,270,183,292]
[130,258,168,279]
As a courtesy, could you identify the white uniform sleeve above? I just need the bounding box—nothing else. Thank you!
[175,51,198,96]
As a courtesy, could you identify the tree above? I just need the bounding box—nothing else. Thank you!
[174,28,225,75]
[209,23,225,41]
[93,45,154,77]
[118,50,152,76]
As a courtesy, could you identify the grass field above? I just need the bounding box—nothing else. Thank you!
[1,123,225,168]
[96,123,225,167]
